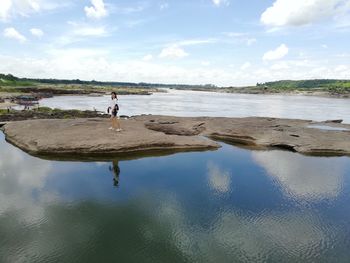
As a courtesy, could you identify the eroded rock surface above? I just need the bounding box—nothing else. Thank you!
[2,115,350,158]
[2,117,219,158]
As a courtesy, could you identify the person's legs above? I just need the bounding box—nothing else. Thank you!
[112,116,118,129]
[115,117,121,130]
[109,116,115,130]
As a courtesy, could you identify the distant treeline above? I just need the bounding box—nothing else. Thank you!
[0,73,215,89]
[256,79,350,89]
[2,73,349,90]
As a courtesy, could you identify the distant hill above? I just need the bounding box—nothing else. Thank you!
[256,79,350,90]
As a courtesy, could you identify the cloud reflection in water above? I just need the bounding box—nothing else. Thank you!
[252,150,346,201]
[0,139,53,224]
[207,161,232,194]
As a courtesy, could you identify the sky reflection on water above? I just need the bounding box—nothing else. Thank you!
[1,133,350,262]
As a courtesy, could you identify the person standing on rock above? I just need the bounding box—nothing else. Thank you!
[108,92,122,132]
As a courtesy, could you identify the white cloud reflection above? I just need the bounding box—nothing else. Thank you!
[252,150,346,201]
[0,139,54,223]
[150,195,332,262]
[207,161,231,193]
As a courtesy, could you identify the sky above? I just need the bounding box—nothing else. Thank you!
[0,0,349,86]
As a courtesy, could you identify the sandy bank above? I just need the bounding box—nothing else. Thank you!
[2,115,350,159]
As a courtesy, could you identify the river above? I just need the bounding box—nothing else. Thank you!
[39,89,350,123]
[1,90,350,262]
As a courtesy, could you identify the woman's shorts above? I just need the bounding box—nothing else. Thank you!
[111,109,118,117]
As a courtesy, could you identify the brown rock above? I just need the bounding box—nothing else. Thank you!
[2,115,350,159]
[2,117,219,159]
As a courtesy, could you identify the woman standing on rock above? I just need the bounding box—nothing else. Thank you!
[108,92,122,132]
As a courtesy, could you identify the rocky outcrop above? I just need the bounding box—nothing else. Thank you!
[2,117,219,159]
[2,115,350,159]
[140,116,350,156]
[0,109,109,122]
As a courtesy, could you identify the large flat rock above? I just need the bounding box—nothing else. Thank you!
[2,117,219,158]
[144,115,350,156]
[2,115,350,159]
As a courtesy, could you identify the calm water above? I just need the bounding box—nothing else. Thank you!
[40,89,350,123]
[1,132,350,262]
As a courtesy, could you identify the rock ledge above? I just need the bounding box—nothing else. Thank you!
[2,115,350,159]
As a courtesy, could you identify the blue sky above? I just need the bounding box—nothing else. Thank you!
[0,0,349,86]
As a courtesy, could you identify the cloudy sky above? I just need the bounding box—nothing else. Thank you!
[0,0,349,86]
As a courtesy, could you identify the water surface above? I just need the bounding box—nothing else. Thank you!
[39,89,350,123]
[307,124,349,131]
[1,133,350,262]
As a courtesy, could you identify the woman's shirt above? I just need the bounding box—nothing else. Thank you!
[110,98,118,115]
[110,98,118,110]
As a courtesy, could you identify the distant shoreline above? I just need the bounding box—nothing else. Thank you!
[1,73,350,100]
[171,87,350,99]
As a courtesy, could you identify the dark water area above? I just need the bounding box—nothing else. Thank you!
[1,132,350,262]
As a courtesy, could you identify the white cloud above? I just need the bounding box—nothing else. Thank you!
[46,48,109,60]
[30,28,43,38]
[246,38,257,46]
[263,44,289,61]
[212,0,230,7]
[335,65,348,72]
[159,45,189,59]
[3,27,26,43]
[85,0,108,19]
[142,54,153,61]
[201,61,211,66]
[55,22,109,45]
[0,0,71,21]
[113,4,145,14]
[0,0,40,21]
[0,0,12,21]
[241,62,251,70]
[73,26,107,37]
[1,50,349,87]
[223,32,247,37]
[160,2,169,10]
[222,32,257,46]
[176,38,217,46]
[261,0,350,27]
[270,61,289,70]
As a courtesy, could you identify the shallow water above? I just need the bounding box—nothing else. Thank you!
[1,132,350,262]
[39,89,350,123]
[307,124,349,131]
